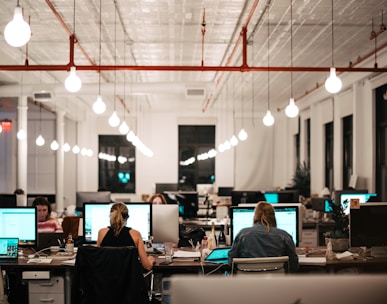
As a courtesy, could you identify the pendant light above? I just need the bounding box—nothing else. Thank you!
[92,0,106,114]
[109,4,120,127]
[325,0,342,94]
[35,104,45,146]
[238,74,248,141]
[4,0,31,47]
[285,0,299,118]
[263,4,275,126]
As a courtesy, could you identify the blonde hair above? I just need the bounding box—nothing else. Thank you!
[253,201,277,232]
[109,202,129,237]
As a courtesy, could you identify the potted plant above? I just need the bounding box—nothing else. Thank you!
[291,161,311,199]
[324,200,350,252]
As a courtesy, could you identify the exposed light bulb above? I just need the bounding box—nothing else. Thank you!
[17,129,26,140]
[81,148,88,156]
[126,130,135,142]
[50,140,59,151]
[4,6,31,47]
[263,110,275,126]
[35,134,45,146]
[218,143,225,153]
[285,98,299,118]
[64,66,82,93]
[325,67,342,94]
[63,142,71,152]
[72,145,80,154]
[108,111,120,127]
[86,149,93,157]
[238,128,248,141]
[119,121,129,134]
[92,95,106,114]
[223,140,231,150]
[230,135,238,146]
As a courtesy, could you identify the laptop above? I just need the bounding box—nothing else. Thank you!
[0,238,19,262]
[37,232,64,250]
[205,247,231,264]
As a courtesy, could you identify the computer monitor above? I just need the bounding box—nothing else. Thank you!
[155,183,178,194]
[217,187,234,197]
[231,191,266,206]
[278,190,299,203]
[0,194,17,207]
[75,191,111,211]
[163,191,199,219]
[230,203,302,246]
[27,194,56,206]
[340,192,377,215]
[0,207,37,247]
[152,204,179,244]
[196,184,214,196]
[263,191,279,203]
[349,202,387,250]
[83,202,152,244]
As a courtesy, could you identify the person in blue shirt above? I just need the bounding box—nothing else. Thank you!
[228,201,299,273]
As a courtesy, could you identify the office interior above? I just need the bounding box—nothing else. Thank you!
[1,1,387,302]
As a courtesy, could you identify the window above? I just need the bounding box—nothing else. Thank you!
[178,125,215,190]
[98,135,136,193]
[325,122,334,190]
[342,115,353,188]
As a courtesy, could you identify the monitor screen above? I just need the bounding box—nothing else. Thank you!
[83,202,152,244]
[264,192,279,204]
[27,194,56,206]
[76,191,111,211]
[0,194,17,207]
[340,193,377,215]
[217,187,234,197]
[230,204,301,246]
[155,183,178,194]
[350,203,387,248]
[277,190,299,203]
[0,207,37,246]
[231,191,266,206]
[163,191,198,219]
[152,204,179,244]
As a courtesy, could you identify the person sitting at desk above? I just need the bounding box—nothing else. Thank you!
[149,193,167,204]
[228,201,299,273]
[32,196,63,233]
[97,202,155,271]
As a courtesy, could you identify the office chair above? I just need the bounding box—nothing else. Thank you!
[231,256,289,276]
[71,246,152,304]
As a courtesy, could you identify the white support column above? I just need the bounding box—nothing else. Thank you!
[56,110,65,213]
[17,96,28,192]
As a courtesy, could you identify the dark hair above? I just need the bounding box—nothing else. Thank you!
[13,188,25,195]
[32,196,52,220]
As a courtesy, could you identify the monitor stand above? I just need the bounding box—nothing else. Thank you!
[371,246,387,258]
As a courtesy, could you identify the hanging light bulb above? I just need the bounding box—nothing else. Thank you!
[4,4,31,47]
[17,129,26,140]
[35,134,45,146]
[263,110,275,126]
[325,67,342,94]
[126,130,135,142]
[119,121,129,134]
[223,140,231,150]
[81,148,88,156]
[64,66,82,93]
[50,140,59,151]
[230,135,238,146]
[218,143,225,153]
[238,129,248,141]
[72,144,80,154]
[108,111,120,127]
[285,98,299,118]
[63,142,71,152]
[92,95,106,114]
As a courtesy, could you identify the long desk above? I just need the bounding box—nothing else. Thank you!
[2,248,387,303]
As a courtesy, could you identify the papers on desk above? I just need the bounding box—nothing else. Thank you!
[173,250,201,260]
[27,258,52,264]
[298,255,326,266]
[61,259,76,266]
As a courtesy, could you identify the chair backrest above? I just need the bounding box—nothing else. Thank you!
[231,256,289,276]
[71,246,150,304]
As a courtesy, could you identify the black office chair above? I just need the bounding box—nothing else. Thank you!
[71,246,152,304]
